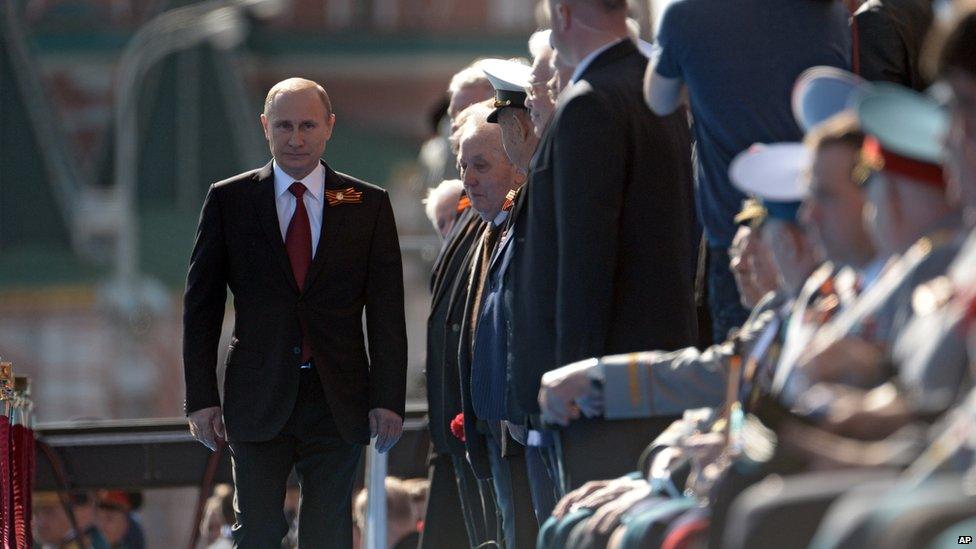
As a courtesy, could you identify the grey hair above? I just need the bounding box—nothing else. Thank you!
[448,59,494,95]
[422,179,464,228]
[528,29,552,59]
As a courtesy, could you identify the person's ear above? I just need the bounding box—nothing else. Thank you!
[515,169,528,186]
[515,112,530,141]
[324,112,337,140]
[556,2,571,32]
[260,113,270,141]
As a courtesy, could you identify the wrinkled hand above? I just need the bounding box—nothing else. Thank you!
[539,358,604,426]
[552,480,611,519]
[575,477,648,512]
[797,337,885,388]
[188,406,225,451]
[369,408,403,453]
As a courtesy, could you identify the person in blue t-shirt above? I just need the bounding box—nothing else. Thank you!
[644,0,850,342]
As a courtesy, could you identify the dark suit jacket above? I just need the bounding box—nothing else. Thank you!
[182,160,407,445]
[457,221,495,480]
[511,39,698,415]
[425,206,482,456]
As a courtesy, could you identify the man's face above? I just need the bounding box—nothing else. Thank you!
[526,49,556,137]
[801,144,875,267]
[96,508,129,545]
[945,71,976,213]
[449,83,493,122]
[497,109,538,170]
[260,88,335,180]
[457,125,519,221]
[729,226,762,308]
[34,504,71,544]
[729,224,780,308]
[435,196,458,238]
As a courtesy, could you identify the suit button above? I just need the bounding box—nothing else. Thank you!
[452,323,460,333]
[293,346,302,355]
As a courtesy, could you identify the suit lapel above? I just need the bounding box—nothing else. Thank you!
[253,162,300,294]
[431,209,476,311]
[303,163,349,293]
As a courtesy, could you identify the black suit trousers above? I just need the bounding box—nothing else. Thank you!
[229,367,362,548]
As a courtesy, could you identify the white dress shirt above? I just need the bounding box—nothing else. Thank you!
[273,160,325,258]
[571,38,627,84]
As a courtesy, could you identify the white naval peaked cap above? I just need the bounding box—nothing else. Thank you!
[481,59,532,93]
[729,142,809,202]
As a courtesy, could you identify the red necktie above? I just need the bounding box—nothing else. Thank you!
[286,182,313,361]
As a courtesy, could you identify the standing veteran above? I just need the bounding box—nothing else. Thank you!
[419,68,510,548]
[454,100,535,549]
[182,78,407,548]
[514,0,697,491]
[481,58,560,527]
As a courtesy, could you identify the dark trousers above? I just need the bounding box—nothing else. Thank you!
[486,423,540,549]
[452,453,496,547]
[707,245,750,344]
[229,368,362,549]
[554,416,679,493]
[419,452,482,549]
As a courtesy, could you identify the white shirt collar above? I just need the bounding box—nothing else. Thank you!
[273,160,325,203]
[571,38,627,84]
[492,210,509,227]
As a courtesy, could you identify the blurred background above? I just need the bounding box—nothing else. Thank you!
[0,0,663,544]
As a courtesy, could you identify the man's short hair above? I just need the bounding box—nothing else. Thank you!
[528,30,552,59]
[805,112,871,184]
[448,60,494,95]
[264,78,333,117]
[422,179,464,225]
[566,0,628,12]
[450,100,496,153]
[804,112,865,153]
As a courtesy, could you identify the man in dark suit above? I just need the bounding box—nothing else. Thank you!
[182,78,407,548]
[512,0,698,491]
[421,197,492,549]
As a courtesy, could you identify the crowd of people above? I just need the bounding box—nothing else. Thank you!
[32,490,145,548]
[416,0,976,548]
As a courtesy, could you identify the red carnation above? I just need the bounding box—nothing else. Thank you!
[450,413,466,442]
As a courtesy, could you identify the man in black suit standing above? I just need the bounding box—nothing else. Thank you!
[511,0,697,491]
[182,78,407,548]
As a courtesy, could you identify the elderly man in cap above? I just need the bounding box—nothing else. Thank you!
[418,57,517,549]
[452,99,535,549]
[513,0,698,494]
[480,57,562,528]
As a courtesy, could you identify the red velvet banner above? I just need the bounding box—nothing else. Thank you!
[0,416,11,549]
[11,425,30,548]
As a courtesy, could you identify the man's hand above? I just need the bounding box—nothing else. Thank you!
[369,408,403,453]
[188,406,225,451]
[539,358,604,426]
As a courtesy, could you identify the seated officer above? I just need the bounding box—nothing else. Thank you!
[539,143,824,549]
[538,132,865,423]
[789,85,966,440]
